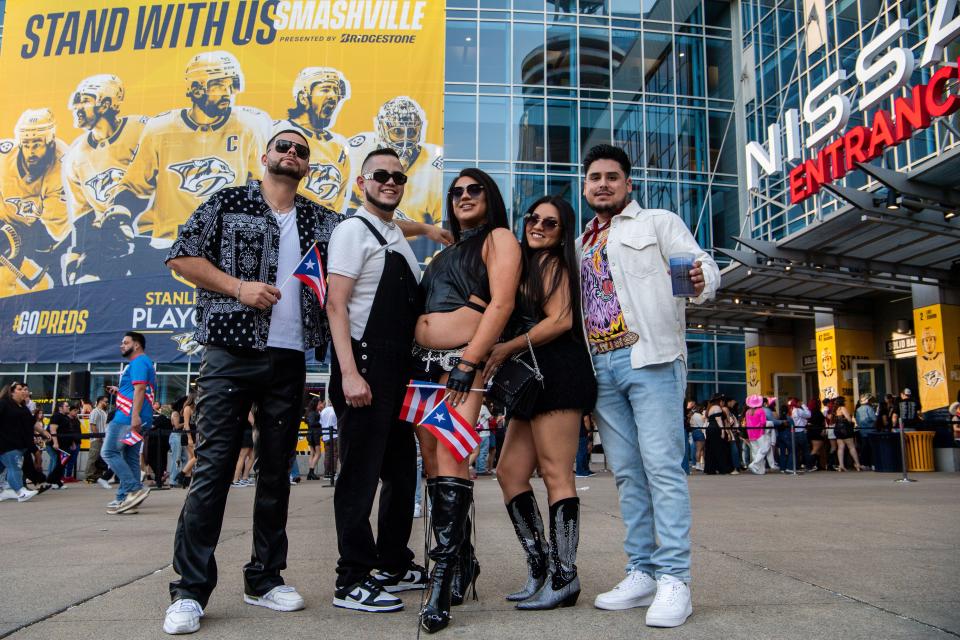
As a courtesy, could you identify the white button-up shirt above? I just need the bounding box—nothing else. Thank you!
[578,200,720,369]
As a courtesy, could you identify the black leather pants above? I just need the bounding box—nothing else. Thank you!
[169,346,306,607]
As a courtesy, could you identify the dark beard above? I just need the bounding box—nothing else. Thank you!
[121,347,134,358]
[307,109,332,132]
[366,190,398,213]
[267,158,305,180]
[590,195,629,216]
[196,96,229,118]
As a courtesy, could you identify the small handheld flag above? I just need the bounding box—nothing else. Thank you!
[418,400,481,463]
[120,431,143,446]
[399,380,445,424]
[56,448,71,466]
[289,241,327,306]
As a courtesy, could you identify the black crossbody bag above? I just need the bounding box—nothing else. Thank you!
[487,333,544,416]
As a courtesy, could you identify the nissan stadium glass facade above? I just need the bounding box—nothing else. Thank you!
[0,0,747,406]
[741,0,959,240]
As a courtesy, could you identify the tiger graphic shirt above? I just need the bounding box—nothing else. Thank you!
[580,221,630,347]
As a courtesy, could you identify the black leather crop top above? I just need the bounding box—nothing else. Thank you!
[421,226,491,313]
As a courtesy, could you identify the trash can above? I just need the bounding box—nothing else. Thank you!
[904,431,935,472]
[869,432,902,472]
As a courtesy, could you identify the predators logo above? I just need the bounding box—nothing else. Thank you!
[304,163,343,201]
[4,197,41,221]
[83,167,125,204]
[168,157,236,197]
[171,331,204,356]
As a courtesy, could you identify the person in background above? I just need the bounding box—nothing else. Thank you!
[702,395,732,475]
[689,403,705,472]
[833,396,862,472]
[806,399,825,471]
[855,394,877,470]
[177,392,197,488]
[305,398,323,481]
[575,412,596,478]
[948,401,960,443]
[787,397,813,472]
[474,401,494,477]
[168,397,185,489]
[232,410,256,488]
[897,388,922,429]
[762,397,782,472]
[46,401,71,482]
[0,381,40,502]
[148,402,171,489]
[746,395,774,474]
[320,399,338,480]
[86,396,109,484]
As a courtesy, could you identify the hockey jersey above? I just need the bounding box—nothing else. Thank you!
[281,118,351,213]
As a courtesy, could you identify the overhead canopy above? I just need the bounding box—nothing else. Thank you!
[686,159,960,332]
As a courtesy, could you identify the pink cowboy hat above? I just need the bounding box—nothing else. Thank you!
[746,394,763,408]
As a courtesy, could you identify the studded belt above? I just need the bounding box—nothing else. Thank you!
[590,331,639,355]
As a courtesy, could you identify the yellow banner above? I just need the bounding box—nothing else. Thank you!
[745,344,795,398]
[0,1,445,299]
[914,304,958,410]
[815,327,839,400]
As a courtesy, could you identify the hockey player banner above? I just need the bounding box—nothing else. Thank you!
[0,0,445,362]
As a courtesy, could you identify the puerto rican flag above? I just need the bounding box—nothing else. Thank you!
[399,380,445,424]
[120,431,143,446]
[56,448,71,465]
[418,400,481,464]
[292,241,327,306]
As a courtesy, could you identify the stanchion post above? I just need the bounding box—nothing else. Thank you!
[790,424,798,476]
[895,427,915,483]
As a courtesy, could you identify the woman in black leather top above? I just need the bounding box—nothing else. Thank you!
[484,195,596,611]
[414,168,520,633]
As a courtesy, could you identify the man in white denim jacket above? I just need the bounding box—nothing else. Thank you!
[580,144,718,628]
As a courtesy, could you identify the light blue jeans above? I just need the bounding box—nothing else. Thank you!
[0,449,26,492]
[592,352,691,582]
[100,421,143,501]
[475,434,491,474]
[168,432,183,485]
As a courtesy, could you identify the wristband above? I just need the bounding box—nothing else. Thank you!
[458,358,480,371]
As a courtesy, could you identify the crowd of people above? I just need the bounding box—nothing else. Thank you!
[683,388,933,475]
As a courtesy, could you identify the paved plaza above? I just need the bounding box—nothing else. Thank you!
[2,468,958,640]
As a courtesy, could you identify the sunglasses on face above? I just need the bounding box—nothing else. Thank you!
[273,139,310,159]
[449,183,484,200]
[362,169,408,185]
[524,213,560,231]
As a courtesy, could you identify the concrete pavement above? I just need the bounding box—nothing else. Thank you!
[2,468,959,639]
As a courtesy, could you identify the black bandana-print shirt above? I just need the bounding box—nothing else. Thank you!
[166,180,342,354]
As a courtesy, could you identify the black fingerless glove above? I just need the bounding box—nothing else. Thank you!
[446,364,474,393]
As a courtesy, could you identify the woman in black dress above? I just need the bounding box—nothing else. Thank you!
[702,395,733,474]
[485,195,597,610]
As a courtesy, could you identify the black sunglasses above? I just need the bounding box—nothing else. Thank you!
[273,139,310,159]
[449,183,484,200]
[524,213,560,230]
[362,169,408,185]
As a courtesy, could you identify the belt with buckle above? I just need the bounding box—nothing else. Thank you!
[590,331,639,355]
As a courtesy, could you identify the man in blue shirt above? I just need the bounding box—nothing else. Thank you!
[101,331,156,515]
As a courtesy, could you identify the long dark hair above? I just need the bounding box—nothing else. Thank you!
[444,168,510,278]
[519,196,583,342]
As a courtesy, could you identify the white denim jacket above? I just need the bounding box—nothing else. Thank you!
[578,200,720,369]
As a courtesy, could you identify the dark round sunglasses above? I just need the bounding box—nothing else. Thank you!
[362,169,408,185]
[273,139,310,159]
[524,213,560,230]
[449,183,484,200]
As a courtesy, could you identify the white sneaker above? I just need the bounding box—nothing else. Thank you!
[413,502,423,519]
[594,570,657,610]
[18,488,38,502]
[244,585,305,612]
[97,478,112,489]
[163,598,203,634]
[0,488,19,501]
[645,575,692,627]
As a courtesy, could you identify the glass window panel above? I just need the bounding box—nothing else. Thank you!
[704,0,731,28]
[547,99,578,164]
[613,102,643,170]
[444,94,477,160]
[547,175,581,216]
[514,97,546,162]
[480,0,508,7]
[644,104,676,170]
[707,109,736,174]
[717,383,746,401]
[478,21,509,84]
[25,374,56,414]
[611,0,643,18]
[709,185,739,251]
[646,180,677,211]
[545,25,577,87]
[679,182,710,247]
[677,108,707,173]
[580,101,612,155]
[579,28,611,89]
[705,38,733,100]
[643,31,675,95]
[512,174,546,226]
[446,21,478,83]
[580,0,609,15]
[611,29,644,94]
[155,374,189,406]
[514,22,545,86]
[687,340,716,370]
[478,95,510,160]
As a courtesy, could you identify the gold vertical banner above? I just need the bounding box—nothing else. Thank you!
[815,327,839,400]
[0,1,446,300]
[914,304,955,410]
[745,346,761,396]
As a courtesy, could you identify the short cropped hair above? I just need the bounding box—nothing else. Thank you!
[582,143,631,177]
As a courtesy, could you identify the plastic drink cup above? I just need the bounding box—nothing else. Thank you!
[669,252,696,297]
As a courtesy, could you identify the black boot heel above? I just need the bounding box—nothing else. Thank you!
[504,490,548,602]
[419,477,473,633]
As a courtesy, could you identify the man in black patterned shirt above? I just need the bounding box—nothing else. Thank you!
[162,129,331,634]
